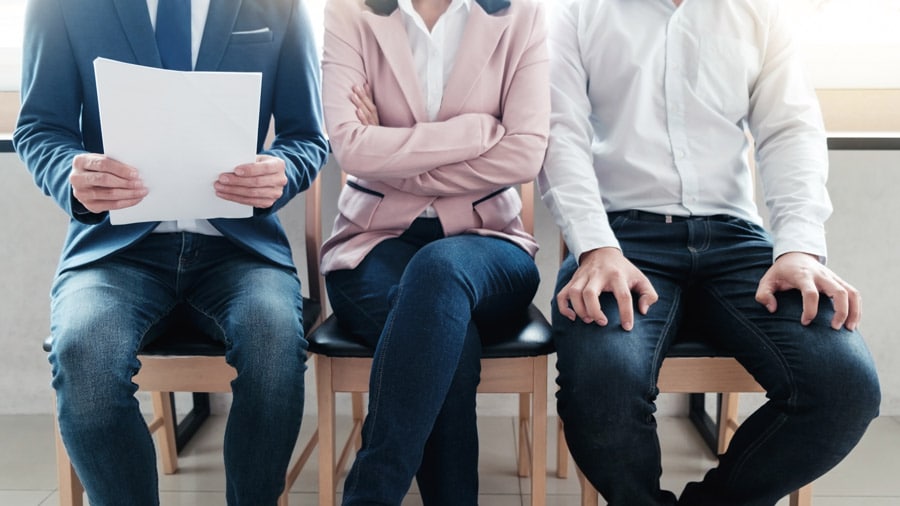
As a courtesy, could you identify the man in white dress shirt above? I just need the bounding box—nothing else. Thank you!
[538,0,881,504]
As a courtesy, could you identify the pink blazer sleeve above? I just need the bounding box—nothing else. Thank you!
[382,5,550,196]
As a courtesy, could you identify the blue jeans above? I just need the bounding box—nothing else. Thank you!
[553,212,881,506]
[326,218,540,506]
[48,233,307,506]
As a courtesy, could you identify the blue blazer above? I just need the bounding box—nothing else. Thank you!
[13,0,328,274]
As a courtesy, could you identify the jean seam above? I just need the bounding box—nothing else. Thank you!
[648,290,682,399]
[704,284,796,488]
[345,285,400,500]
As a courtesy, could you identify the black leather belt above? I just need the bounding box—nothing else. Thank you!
[608,210,734,223]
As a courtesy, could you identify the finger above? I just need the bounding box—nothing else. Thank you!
[823,280,850,330]
[360,88,377,114]
[215,188,281,208]
[215,183,283,201]
[580,284,606,326]
[218,171,287,188]
[562,283,591,324]
[844,282,862,331]
[755,280,778,313]
[634,278,658,315]
[356,107,373,126]
[74,154,141,179]
[799,285,820,326]
[610,285,634,331]
[232,160,283,177]
[71,170,146,191]
[556,291,577,322]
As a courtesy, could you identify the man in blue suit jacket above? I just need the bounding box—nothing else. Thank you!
[13,0,328,504]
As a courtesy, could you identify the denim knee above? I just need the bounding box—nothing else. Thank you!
[799,329,881,426]
[50,334,142,424]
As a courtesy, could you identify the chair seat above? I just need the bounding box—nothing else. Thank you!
[308,303,553,359]
[669,327,739,359]
[42,298,321,357]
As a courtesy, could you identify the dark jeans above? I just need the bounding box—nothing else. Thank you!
[326,218,540,506]
[49,233,307,506]
[553,212,880,506]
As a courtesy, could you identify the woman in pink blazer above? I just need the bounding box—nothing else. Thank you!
[320,0,549,503]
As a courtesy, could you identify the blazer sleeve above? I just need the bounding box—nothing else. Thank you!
[380,4,550,197]
[13,0,99,223]
[257,0,329,215]
[322,0,508,180]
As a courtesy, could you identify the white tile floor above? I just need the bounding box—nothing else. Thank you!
[1,414,897,505]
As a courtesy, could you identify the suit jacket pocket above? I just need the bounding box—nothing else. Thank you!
[338,181,384,229]
[230,28,274,44]
[472,187,520,231]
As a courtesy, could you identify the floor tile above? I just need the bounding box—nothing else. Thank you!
[0,491,54,506]
[0,415,58,491]
[4,414,899,505]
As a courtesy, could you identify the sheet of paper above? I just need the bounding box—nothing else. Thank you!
[94,57,261,225]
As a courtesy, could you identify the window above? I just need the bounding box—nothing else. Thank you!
[1,0,899,91]
[0,0,25,91]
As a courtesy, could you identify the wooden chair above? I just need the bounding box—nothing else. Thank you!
[285,182,553,506]
[43,177,326,506]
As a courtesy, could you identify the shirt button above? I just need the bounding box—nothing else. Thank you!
[675,149,685,158]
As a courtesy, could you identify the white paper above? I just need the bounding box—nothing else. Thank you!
[94,57,261,225]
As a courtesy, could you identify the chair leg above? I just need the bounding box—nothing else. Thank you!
[556,417,569,479]
[576,465,598,506]
[316,356,337,506]
[280,428,319,506]
[790,484,813,506]
[53,406,84,506]
[717,392,740,454]
[518,392,531,478]
[529,355,548,506]
[351,392,364,452]
[150,392,179,474]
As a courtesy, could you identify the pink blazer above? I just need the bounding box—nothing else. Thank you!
[319,0,549,274]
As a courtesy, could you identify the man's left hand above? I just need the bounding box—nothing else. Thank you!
[215,155,287,209]
[756,252,861,330]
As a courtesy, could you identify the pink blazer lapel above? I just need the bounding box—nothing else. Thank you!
[439,4,512,119]
[363,10,428,123]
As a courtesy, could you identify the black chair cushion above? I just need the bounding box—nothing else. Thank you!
[43,298,321,357]
[308,303,553,359]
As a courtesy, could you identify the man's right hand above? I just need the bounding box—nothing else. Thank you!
[70,154,148,213]
[556,247,658,331]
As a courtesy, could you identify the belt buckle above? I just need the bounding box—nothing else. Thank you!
[665,215,673,224]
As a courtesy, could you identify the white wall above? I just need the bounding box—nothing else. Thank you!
[2,148,899,418]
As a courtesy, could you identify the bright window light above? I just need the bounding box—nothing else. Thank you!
[2,0,899,91]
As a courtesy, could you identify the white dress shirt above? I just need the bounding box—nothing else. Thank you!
[397,0,471,217]
[397,0,472,121]
[538,0,832,262]
[147,0,221,235]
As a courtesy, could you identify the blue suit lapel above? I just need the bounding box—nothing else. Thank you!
[196,0,243,71]
[112,0,162,67]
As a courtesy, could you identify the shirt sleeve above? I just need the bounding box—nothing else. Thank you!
[537,0,619,261]
[749,1,832,262]
[379,3,550,197]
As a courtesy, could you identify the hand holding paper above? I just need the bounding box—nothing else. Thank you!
[215,154,288,209]
[70,153,149,213]
[93,57,263,225]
